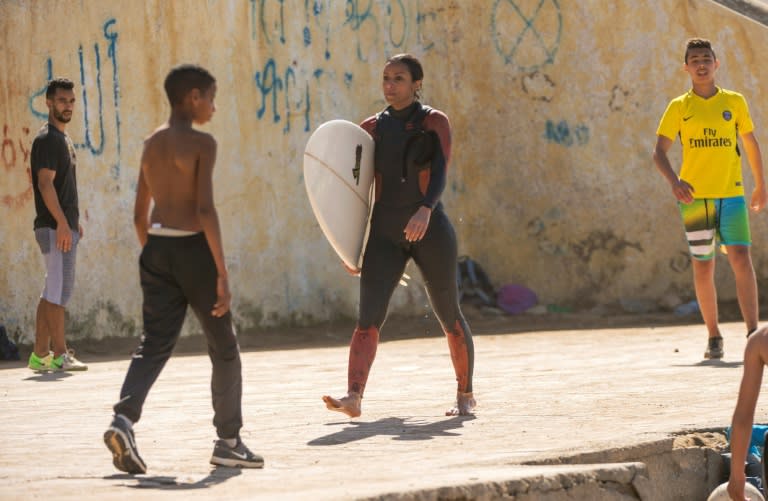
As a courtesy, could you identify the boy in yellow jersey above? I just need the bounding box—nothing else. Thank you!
[653,38,766,359]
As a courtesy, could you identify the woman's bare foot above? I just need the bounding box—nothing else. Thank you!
[446,391,476,416]
[322,392,362,418]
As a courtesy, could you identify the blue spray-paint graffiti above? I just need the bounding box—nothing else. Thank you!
[256,0,332,57]
[255,59,283,124]
[252,0,287,44]
[282,65,298,133]
[250,0,257,39]
[28,59,53,120]
[78,43,105,156]
[104,19,122,178]
[307,0,331,60]
[415,0,437,51]
[544,120,589,147]
[344,0,378,61]
[250,1,444,133]
[386,0,407,48]
[491,0,561,71]
[254,59,311,133]
[27,19,122,178]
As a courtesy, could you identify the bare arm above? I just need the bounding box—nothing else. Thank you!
[740,132,767,212]
[652,135,694,204]
[728,329,768,500]
[196,135,231,317]
[133,150,152,247]
[37,168,73,252]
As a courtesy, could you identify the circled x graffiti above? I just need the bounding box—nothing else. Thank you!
[491,0,561,71]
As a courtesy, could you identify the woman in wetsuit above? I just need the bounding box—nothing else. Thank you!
[322,54,476,417]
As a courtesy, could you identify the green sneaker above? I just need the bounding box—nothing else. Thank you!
[50,350,88,371]
[28,351,53,371]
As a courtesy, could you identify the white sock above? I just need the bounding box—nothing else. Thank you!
[223,438,237,448]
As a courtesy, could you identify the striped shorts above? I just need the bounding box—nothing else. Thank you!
[678,196,751,260]
[35,227,79,306]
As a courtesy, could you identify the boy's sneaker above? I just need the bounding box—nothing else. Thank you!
[704,335,724,359]
[210,439,264,468]
[28,351,52,371]
[50,349,88,371]
[104,414,146,474]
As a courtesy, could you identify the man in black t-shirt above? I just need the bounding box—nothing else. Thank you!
[28,78,87,372]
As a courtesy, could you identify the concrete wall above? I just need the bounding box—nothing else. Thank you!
[2,0,768,342]
[370,439,726,500]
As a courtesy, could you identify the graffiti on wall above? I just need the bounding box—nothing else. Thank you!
[527,210,645,293]
[669,251,691,273]
[544,119,589,146]
[609,85,629,112]
[250,0,446,133]
[27,19,122,179]
[3,18,122,213]
[253,0,442,53]
[1,124,33,209]
[491,0,561,71]
[522,71,556,102]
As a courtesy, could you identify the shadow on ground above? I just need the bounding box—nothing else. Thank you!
[104,466,242,490]
[308,415,476,446]
[672,359,744,369]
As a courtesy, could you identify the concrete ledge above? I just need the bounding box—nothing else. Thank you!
[362,433,727,501]
[361,463,649,501]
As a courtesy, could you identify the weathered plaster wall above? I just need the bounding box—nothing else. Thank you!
[1,0,766,341]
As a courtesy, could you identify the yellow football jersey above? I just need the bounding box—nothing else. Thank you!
[657,87,754,198]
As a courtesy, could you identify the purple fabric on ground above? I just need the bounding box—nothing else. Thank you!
[496,284,538,314]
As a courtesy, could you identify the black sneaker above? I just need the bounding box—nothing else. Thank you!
[103,414,147,474]
[704,336,724,360]
[210,439,264,468]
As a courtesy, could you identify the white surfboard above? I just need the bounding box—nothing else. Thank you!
[304,119,375,270]
[707,481,764,501]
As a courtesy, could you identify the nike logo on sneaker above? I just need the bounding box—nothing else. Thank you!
[229,450,249,460]
[683,115,693,121]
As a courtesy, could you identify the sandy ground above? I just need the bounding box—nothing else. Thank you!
[0,308,764,500]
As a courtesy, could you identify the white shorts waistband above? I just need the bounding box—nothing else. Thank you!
[148,225,199,237]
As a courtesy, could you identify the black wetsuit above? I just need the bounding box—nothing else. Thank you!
[349,101,474,395]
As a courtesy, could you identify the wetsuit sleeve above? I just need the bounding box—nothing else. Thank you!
[360,115,377,136]
[421,111,451,209]
[424,110,452,165]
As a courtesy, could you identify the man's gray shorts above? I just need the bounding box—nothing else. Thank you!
[34,227,79,306]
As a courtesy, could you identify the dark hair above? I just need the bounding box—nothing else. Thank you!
[386,53,424,82]
[163,64,216,106]
[684,38,716,63]
[386,53,424,99]
[45,78,74,99]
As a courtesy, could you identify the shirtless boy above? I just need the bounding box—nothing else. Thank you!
[103,64,263,473]
[727,327,768,500]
